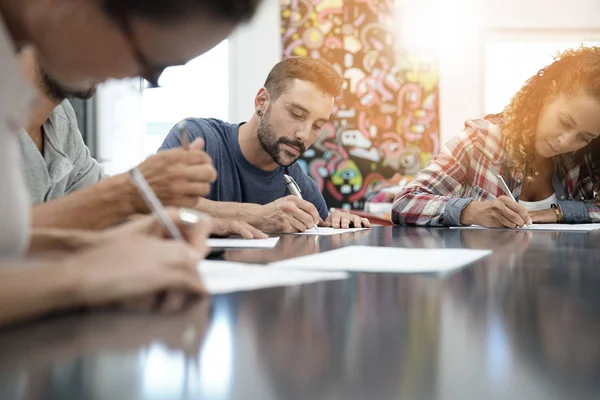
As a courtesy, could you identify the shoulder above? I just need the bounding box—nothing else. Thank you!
[448,118,506,164]
[161,118,234,151]
[183,118,234,138]
[51,99,78,126]
[46,100,86,155]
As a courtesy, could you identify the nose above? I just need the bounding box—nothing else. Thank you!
[294,123,311,142]
[556,132,569,150]
[558,131,582,151]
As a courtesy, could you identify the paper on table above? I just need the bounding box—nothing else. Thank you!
[268,246,492,274]
[198,260,348,294]
[450,223,600,232]
[207,237,280,248]
[292,227,370,236]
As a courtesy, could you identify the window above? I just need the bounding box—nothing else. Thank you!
[96,40,230,175]
[142,40,230,157]
[483,31,600,114]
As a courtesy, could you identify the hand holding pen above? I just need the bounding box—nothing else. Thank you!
[496,175,531,227]
[460,176,532,228]
[284,174,319,232]
[130,122,216,212]
[129,167,211,242]
[123,169,212,312]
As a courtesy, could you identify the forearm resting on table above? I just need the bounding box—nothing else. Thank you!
[31,173,137,230]
[196,197,260,222]
[392,189,452,226]
[0,260,81,327]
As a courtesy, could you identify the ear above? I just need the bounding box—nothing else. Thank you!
[254,87,270,115]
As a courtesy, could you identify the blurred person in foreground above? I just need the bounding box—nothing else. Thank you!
[0,0,263,327]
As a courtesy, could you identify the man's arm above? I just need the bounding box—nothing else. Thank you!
[32,145,216,230]
[196,196,320,233]
[196,197,262,222]
[31,172,137,230]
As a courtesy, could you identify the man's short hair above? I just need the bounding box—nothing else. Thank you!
[103,0,262,24]
[264,57,343,101]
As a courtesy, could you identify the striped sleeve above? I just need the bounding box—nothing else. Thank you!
[586,202,600,222]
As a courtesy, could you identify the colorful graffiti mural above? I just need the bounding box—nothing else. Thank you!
[281,0,440,210]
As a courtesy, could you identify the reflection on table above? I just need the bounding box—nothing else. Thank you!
[1,226,600,400]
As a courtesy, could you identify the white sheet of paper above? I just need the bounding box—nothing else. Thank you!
[268,246,492,274]
[292,227,370,236]
[198,260,348,294]
[450,223,600,232]
[207,237,280,248]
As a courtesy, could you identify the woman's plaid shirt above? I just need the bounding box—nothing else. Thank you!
[392,118,599,226]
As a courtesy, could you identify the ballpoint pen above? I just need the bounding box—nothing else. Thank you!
[284,173,319,232]
[497,174,530,227]
[129,167,187,242]
[178,120,189,150]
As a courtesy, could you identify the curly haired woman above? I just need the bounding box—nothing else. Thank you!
[393,46,600,228]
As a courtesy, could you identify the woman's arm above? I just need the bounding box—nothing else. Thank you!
[392,127,476,226]
[558,200,600,223]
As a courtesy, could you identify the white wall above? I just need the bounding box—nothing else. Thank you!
[228,0,282,123]
[228,0,600,144]
[96,79,145,175]
[438,0,600,143]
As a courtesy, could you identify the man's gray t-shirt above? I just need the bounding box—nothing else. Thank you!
[158,118,329,220]
[19,100,105,204]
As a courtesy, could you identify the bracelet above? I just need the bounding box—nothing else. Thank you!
[551,204,564,223]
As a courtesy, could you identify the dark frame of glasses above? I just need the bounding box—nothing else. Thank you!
[108,11,169,88]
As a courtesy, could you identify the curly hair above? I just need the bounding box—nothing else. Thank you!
[493,46,600,174]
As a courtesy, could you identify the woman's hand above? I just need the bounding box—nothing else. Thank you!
[530,209,557,224]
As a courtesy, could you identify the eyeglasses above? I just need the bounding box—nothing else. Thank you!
[109,11,168,88]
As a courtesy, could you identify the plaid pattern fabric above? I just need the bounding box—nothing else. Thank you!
[392,118,600,226]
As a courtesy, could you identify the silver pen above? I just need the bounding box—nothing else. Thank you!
[178,120,189,150]
[284,173,319,232]
[497,174,530,227]
[129,167,186,242]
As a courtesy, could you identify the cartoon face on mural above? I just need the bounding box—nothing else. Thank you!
[330,159,362,194]
[281,0,440,209]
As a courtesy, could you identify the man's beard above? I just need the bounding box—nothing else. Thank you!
[39,68,96,102]
[257,107,306,167]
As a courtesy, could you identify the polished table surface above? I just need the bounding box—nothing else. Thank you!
[1,226,600,400]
